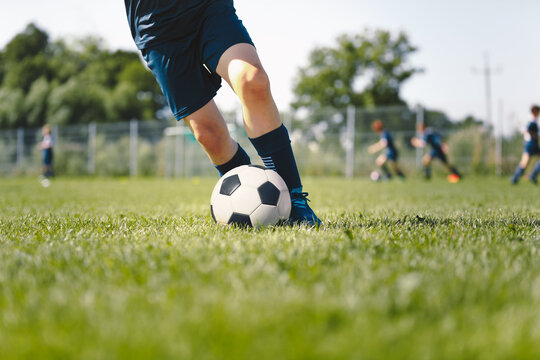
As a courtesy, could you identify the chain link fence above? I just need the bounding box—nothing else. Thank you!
[0,106,524,178]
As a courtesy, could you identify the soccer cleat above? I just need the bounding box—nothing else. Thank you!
[288,188,322,226]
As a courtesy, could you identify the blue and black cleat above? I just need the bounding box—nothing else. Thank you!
[288,188,322,227]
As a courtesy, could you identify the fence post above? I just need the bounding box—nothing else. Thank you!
[16,128,24,171]
[164,133,171,178]
[345,105,355,178]
[496,100,503,176]
[88,122,96,175]
[129,119,138,177]
[174,127,184,178]
[415,105,424,171]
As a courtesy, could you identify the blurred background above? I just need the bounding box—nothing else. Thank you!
[1,0,538,178]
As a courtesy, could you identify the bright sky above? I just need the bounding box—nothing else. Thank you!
[2,0,539,134]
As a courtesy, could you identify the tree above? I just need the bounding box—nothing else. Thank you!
[0,23,167,129]
[4,23,48,63]
[292,29,422,112]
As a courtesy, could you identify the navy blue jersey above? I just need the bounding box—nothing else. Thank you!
[526,120,539,140]
[424,128,443,150]
[125,0,214,50]
[381,131,396,151]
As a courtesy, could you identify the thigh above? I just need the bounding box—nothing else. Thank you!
[431,148,447,163]
[525,141,540,156]
[376,154,387,166]
[519,152,531,168]
[143,43,222,120]
[199,0,254,75]
[386,148,398,162]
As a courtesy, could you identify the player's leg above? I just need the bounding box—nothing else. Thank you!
[43,149,54,178]
[387,149,405,178]
[389,160,405,179]
[184,100,250,176]
[423,154,433,179]
[529,156,540,184]
[511,152,530,184]
[376,154,391,179]
[442,162,461,178]
[436,149,460,178]
[216,43,280,138]
[216,43,320,226]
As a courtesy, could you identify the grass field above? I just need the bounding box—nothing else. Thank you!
[1,176,539,359]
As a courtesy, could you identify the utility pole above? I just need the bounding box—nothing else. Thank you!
[473,53,501,130]
[473,53,502,174]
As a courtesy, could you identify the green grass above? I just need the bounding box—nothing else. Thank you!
[0,176,539,360]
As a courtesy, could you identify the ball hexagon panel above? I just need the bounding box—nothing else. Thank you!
[237,165,268,188]
[220,174,241,196]
[230,186,261,215]
[228,213,253,227]
[211,194,234,225]
[264,169,289,192]
[257,181,281,206]
[250,204,280,227]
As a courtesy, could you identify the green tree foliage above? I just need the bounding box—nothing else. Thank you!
[0,23,166,129]
[293,29,422,112]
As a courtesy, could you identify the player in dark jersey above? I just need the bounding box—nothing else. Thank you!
[368,120,405,180]
[511,105,540,184]
[411,124,461,180]
[39,124,54,178]
[124,0,320,225]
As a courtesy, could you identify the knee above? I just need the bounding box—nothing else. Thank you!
[192,124,230,154]
[236,66,271,102]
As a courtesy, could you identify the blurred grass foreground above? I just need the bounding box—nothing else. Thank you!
[1,177,539,359]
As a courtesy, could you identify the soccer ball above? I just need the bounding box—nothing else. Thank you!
[210,165,291,227]
[370,170,382,182]
[447,174,460,183]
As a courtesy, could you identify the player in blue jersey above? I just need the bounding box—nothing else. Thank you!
[511,105,540,185]
[39,124,54,178]
[123,0,320,225]
[411,124,461,180]
[368,120,405,180]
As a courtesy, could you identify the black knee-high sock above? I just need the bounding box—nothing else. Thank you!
[380,163,392,179]
[249,124,302,192]
[215,144,251,176]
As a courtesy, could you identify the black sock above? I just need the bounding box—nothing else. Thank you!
[381,164,392,178]
[249,124,302,192]
[214,144,251,176]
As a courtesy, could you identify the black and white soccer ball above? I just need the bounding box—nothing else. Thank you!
[370,170,382,182]
[210,165,291,227]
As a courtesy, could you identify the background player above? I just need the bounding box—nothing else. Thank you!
[411,124,461,180]
[511,104,540,185]
[38,124,54,179]
[124,0,320,225]
[367,119,405,180]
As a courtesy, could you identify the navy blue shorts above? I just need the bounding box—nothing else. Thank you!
[430,148,447,163]
[142,1,253,120]
[385,148,398,161]
[43,149,53,166]
[524,141,540,156]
